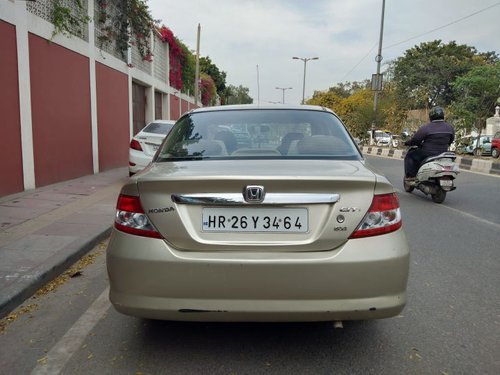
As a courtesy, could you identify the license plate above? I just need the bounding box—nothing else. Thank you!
[439,179,453,187]
[202,207,308,232]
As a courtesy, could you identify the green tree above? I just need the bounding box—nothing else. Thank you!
[338,88,376,138]
[449,62,500,135]
[392,40,498,109]
[309,81,406,139]
[376,80,409,135]
[327,80,370,98]
[200,56,227,102]
[308,90,343,109]
[177,40,195,94]
[308,87,375,138]
[200,73,217,106]
[225,85,253,104]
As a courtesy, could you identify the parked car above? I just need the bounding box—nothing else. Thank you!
[108,105,410,322]
[129,120,175,176]
[390,135,400,148]
[460,134,493,156]
[491,131,500,159]
[373,130,392,146]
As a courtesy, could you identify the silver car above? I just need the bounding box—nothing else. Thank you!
[462,135,493,156]
[107,105,410,322]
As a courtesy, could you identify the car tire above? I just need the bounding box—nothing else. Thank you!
[492,148,499,159]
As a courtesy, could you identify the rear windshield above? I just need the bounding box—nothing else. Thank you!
[156,109,361,161]
[143,122,174,134]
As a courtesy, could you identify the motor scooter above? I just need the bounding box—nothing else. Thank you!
[403,148,460,203]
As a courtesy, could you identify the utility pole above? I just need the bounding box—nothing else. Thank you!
[371,0,385,144]
[194,23,201,106]
[256,65,260,105]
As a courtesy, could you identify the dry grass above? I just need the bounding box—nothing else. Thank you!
[0,241,107,334]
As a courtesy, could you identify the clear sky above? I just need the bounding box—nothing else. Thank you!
[148,0,500,105]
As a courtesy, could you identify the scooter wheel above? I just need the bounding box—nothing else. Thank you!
[403,178,414,193]
[431,188,446,203]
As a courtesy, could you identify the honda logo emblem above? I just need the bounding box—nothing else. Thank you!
[243,185,265,203]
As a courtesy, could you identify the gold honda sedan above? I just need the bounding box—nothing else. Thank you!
[107,105,409,322]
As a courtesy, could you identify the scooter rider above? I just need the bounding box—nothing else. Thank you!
[404,106,455,181]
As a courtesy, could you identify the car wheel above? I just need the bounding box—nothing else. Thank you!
[492,148,499,159]
[431,188,446,203]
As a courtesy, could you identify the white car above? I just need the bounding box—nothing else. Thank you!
[129,120,175,176]
[374,130,392,146]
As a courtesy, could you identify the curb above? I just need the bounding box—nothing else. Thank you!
[0,227,112,319]
[361,146,500,176]
[0,168,127,320]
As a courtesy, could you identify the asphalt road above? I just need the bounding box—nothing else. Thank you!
[1,155,499,375]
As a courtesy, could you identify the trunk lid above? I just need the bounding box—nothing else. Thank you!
[136,133,165,157]
[137,159,377,252]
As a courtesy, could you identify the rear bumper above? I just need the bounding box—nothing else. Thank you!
[129,150,152,174]
[106,229,410,322]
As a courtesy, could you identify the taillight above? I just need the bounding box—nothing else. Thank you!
[130,139,143,151]
[349,193,402,239]
[114,194,163,238]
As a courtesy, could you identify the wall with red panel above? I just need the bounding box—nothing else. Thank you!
[170,94,181,120]
[29,33,93,187]
[0,20,24,196]
[95,62,129,171]
[181,98,189,115]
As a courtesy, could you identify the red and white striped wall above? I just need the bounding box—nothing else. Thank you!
[0,0,198,197]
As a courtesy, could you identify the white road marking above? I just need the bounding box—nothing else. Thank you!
[366,152,500,179]
[367,154,500,228]
[431,202,500,230]
[395,188,500,230]
[31,287,111,375]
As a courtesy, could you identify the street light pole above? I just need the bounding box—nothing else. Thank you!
[256,64,260,106]
[275,87,292,104]
[292,56,319,104]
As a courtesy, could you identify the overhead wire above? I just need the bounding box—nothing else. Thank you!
[339,2,500,82]
[383,2,500,50]
[339,43,378,83]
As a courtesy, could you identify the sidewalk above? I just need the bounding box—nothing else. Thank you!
[0,167,128,319]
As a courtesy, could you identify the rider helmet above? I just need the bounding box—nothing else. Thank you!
[429,106,445,121]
